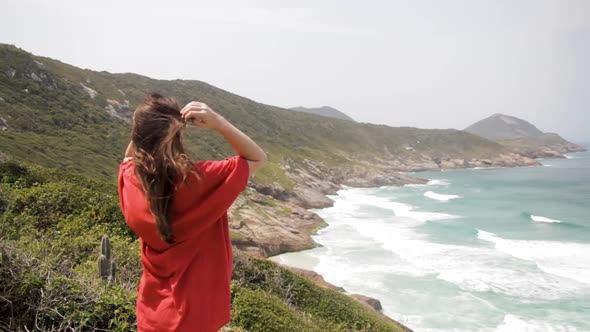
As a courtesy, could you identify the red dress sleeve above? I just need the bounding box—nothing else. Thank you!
[197,155,250,193]
[169,155,249,242]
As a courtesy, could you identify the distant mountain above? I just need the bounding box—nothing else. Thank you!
[290,106,355,122]
[465,114,586,158]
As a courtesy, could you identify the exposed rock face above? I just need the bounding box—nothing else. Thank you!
[104,99,132,122]
[229,188,326,258]
[5,60,59,89]
[350,294,383,312]
[80,83,98,99]
[0,116,8,131]
[280,266,345,292]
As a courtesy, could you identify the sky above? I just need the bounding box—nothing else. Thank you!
[1,0,589,142]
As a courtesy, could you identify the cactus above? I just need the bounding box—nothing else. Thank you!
[98,235,115,282]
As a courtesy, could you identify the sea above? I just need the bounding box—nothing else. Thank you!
[271,146,590,332]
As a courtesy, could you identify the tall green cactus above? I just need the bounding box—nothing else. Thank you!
[98,235,116,282]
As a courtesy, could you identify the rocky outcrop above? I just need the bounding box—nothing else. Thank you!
[279,264,395,330]
[80,83,98,99]
[350,294,384,312]
[229,188,326,258]
[5,60,59,90]
[280,266,384,312]
[281,266,345,292]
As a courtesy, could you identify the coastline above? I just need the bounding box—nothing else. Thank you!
[262,150,587,322]
[238,152,540,258]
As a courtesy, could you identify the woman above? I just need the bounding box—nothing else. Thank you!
[117,93,267,331]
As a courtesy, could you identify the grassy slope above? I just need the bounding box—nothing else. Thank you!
[0,161,410,331]
[0,44,506,190]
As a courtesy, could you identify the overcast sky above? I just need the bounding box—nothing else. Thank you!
[1,0,589,142]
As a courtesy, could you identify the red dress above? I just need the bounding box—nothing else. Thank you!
[117,155,249,332]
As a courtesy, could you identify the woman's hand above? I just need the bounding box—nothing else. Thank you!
[180,101,225,129]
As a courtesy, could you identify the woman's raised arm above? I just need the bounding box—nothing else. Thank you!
[180,101,267,175]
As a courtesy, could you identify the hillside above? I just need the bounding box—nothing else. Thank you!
[290,106,355,122]
[466,113,586,158]
[0,161,411,331]
[0,44,539,257]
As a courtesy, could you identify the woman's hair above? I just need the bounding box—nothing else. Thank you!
[132,93,198,243]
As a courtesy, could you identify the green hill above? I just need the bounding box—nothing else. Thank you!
[0,43,525,188]
[290,106,356,122]
[465,113,586,158]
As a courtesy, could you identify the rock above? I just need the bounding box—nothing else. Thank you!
[230,219,243,229]
[30,72,42,82]
[6,67,16,79]
[291,187,334,209]
[104,104,131,123]
[80,83,98,99]
[281,266,345,292]
[251,183,292,201]
[350,294,383,312]
[0,116,8,131]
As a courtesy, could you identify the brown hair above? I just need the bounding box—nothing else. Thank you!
[131,93,198,243]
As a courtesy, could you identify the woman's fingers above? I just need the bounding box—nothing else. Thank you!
[181,109,205,120]
[179,101,218,128]
[180,105,206,116]
[180,102,208,115]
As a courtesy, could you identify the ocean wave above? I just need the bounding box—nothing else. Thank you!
[530,214,561,223]
[318,195,588,300]
[307,188,590,317]
[331,189,458,223]
[424,191,461,202]
[477,230,590,285]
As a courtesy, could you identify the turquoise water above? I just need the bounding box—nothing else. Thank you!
[273,148,590,331]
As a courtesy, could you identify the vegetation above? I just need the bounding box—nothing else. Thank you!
[0,160,409,331]
[0,43,508,190]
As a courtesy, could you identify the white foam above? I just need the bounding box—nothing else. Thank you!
[494,314,580,332]
[424,191,462,202]
[427,179,449,186]
[478,230,590,285]
[531,215,561,223]
[329,188,458,223]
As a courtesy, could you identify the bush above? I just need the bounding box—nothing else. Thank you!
[231,287,317,332]
[0,243,137,331]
